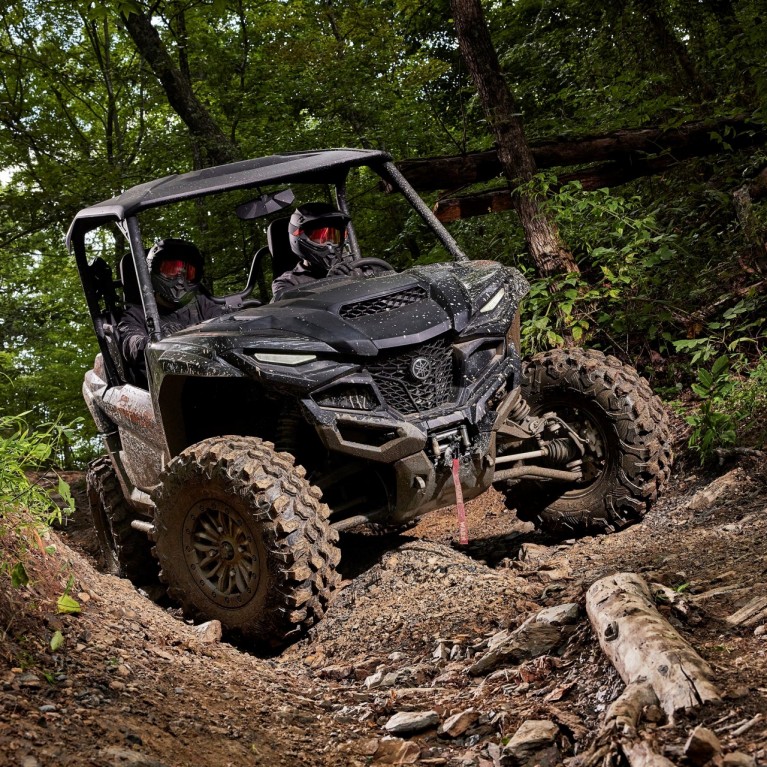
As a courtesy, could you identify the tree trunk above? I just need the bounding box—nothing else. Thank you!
[449,0,578,277]
[120,7,238,167]
[630,0,714,101]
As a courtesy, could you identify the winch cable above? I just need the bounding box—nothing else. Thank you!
[452,458,469,545]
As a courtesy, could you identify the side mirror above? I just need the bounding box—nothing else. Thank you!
[236,189,295,220]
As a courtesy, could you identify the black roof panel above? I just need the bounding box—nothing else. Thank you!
[67,148,391,244]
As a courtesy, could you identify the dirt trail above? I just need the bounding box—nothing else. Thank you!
[2,456,766,766]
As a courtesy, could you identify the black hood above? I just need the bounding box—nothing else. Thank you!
[168,261,526,358]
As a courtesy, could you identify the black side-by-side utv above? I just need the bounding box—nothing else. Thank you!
[68,149,671,645]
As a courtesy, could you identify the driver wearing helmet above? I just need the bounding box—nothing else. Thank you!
[271,203,351,301]
[118,238,223,378]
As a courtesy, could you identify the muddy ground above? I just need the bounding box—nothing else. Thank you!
[1,446,766,767]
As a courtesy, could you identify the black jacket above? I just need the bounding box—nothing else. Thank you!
[118,294,223,375]
[271,261,320,301]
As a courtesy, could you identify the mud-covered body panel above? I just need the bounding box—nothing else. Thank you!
[85,261,528,520]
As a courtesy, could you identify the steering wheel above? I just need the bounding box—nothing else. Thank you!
[327,257,396,277]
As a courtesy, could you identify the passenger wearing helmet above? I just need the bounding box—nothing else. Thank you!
[118,238,222,379]
[271,203,352,301]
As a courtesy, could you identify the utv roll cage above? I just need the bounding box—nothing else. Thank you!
[67,149,467,389]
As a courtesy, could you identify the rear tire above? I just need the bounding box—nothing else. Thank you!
[86,457,157,584]
[151,436,341,646]
[503,348,672,535]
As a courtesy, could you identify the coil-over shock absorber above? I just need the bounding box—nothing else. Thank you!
[275,403,303,456]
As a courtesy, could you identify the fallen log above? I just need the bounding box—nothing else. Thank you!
[586,572,720,719]
[573,681,673,767]
[398,116,766,192]
[726,594,767,626]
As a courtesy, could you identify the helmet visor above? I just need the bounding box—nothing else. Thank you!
[304,226,342,246]
[157,259,197,282]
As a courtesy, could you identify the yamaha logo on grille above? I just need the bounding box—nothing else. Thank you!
[409,356,432,382]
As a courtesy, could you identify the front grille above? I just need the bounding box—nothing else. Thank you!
[313,384,378,411]
[339,286,427,319]
[367,337,454,415]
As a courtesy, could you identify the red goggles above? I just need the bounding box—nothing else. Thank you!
[303,226,342,245]
[157,259,197,281]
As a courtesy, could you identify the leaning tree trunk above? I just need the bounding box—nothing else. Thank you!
[450,0,578,278]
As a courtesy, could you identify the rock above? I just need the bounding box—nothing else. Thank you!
[469,622,562,676]
[487,629,512,650]
[319,664,352,681]
[536,567,571,583]
[374,737,421,764]
[501,719,560,767]
[518,543,551,563]
[384,710,440,734]
[98,746,167,766]
[439,708,479,738]
[486,742,502,766]
[533,603,579,626]
[358,738,379,756]
[193,620,222,644]
[469,603,578,675]
[434,640,451,660]
[687,469,742,511]
[364,670,384,688]
[684,726,722,766]
[723,752,756,767]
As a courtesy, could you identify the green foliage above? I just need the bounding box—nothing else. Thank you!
[684,355,737,463]
[673,295,767,365]
[11,561,29,588]
[56,594,81,615]
[508,176,682,355]
[0,0,765,469]
[0,413,76,530]
[50,629,64,652]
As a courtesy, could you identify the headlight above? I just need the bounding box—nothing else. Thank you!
[480,287,505,313]
[252,352,317,365]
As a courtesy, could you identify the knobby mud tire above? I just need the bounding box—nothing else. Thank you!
[151,436,341,647]
[86,457,157,584]
[505,348,673,535]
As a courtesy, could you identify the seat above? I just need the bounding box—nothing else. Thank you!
[267,217,299,279]
[119,253,141,305]
[88,256,130,385]
[208,248,266,310]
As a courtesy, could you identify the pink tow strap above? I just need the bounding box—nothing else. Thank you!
[452,458,469,545]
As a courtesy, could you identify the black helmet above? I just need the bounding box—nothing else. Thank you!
[147,238,204,308]
[288,203,350,274]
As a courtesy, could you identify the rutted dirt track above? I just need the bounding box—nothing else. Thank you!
[2,452,767,767]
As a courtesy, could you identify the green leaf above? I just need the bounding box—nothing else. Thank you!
[50,630,65,652]
[697,370,714,389]
[711,355,730,378]
[57,594,81,615]
[11,562,29,588]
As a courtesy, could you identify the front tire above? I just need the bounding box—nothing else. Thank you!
[503,348,672,535]
[151,436,341,646]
